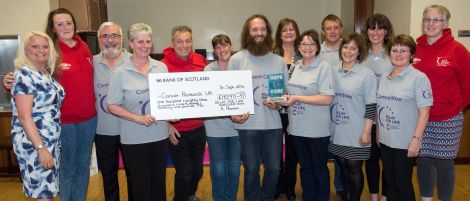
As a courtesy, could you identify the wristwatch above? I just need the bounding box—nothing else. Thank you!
[36,144,45,151]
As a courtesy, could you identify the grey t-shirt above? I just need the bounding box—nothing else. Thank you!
[94,50,132,136]
[377,65,433,149]
[107,57,169,144]
[330,62,377,148]
[203,61,238,137]
[287,58,335,138]
[318,41,341,67]
[228,49,287,130]
[363,49,393,88]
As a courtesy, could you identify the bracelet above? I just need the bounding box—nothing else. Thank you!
[412,136,423,142]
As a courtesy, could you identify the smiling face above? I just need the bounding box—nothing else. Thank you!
[214,43,232,63]
[367,25,387,46]
[52,13,75,41]
[98,25,123,58]
[281,22,296,44]
[298,35,318,61]
[322,20,342,43]
[341,40,359,65]
[249,18,268,44]
[129,32,152,58]
[171,31,192,60]
[390,44,412,68]
[423,8,448,42]
[26,35,50,68]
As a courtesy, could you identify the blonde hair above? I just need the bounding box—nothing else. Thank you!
[14,31,59,74]
[423,5,451,22]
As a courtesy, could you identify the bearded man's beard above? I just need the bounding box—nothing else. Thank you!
[245,36,272,56]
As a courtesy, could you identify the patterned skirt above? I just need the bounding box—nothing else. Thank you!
[419,112,464,159]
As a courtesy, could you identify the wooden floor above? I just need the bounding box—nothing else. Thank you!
[1,163,470,201]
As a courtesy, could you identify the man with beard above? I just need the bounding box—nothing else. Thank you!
[228,14,287,201]
[161,25,207,201]
[93,22,132,201]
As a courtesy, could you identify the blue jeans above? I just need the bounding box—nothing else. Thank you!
[238,129,282,201]
[59,117,97,201]
[206,136,241,201]
[293,136,330,201]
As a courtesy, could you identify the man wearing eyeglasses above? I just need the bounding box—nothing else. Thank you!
[94,22,132,201]
[161,25,207,201]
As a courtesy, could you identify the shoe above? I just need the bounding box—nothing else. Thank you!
[187,195,201,201]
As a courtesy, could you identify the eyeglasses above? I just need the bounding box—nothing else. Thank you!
[390,49,410,54]
[300,42,316,48]
[423,18,446,24]
[99,34,122,39]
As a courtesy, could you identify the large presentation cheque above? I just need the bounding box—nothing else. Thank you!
[148,70,254,120]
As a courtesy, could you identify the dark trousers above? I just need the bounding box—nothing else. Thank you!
[293,136,330,201]
[95,134,133,201]
[276,113,298,197]
[379,144,415,201]
[170,126,206,201]
[122,139,169,201]
[365,125,388,195]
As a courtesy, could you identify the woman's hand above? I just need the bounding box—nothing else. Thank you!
[168,124,180,145]
[280,95,295,107]
[38,148,54,169]
[231,112,250,124]
[359,131,371,147]
[135,114,155,126]
[2,72,15,90]
[407,138,421,157]
[264,99,280,110]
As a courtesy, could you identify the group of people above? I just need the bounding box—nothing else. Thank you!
[3,4,470,201]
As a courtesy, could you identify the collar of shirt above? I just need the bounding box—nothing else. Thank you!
[387,64,413,80]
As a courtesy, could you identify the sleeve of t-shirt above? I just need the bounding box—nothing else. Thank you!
[415,73,434,108]
[456,45,470,109]
[106,69,124,105]
[228,52,241,71]
[363,70,377,104]
[12,68,35,96]
[318,62,335,96]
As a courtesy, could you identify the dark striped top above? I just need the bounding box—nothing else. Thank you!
[329,143,370,160]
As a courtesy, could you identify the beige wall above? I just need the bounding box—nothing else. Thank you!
[410,0,470,48]
[0,0,51,37]
[341,0,355,34]
[108,0,342,53]
[374,0,411,35]
[376,0,470,49]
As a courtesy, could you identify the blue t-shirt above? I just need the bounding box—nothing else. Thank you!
[330,62,377,148]
[287,58,335,138]
[107,57,170,144]
[94,50,132,136]
[204,61,238,137]
[377,65,433,149]
[228,50,287,130]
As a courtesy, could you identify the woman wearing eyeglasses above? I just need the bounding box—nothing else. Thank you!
[280,29,335,201]
[413,5,470,201]
[377,34,432,201]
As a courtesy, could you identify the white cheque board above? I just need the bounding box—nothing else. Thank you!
[148,70,254,120]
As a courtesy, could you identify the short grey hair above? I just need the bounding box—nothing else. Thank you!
[128,23,152,41]
[171,25,192,41]
[97,22,123,37]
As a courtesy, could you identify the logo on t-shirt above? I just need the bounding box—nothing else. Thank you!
[422,90,433,99]
[378,106,400,130]
[60,63,72,70]
[436,57,450,67]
